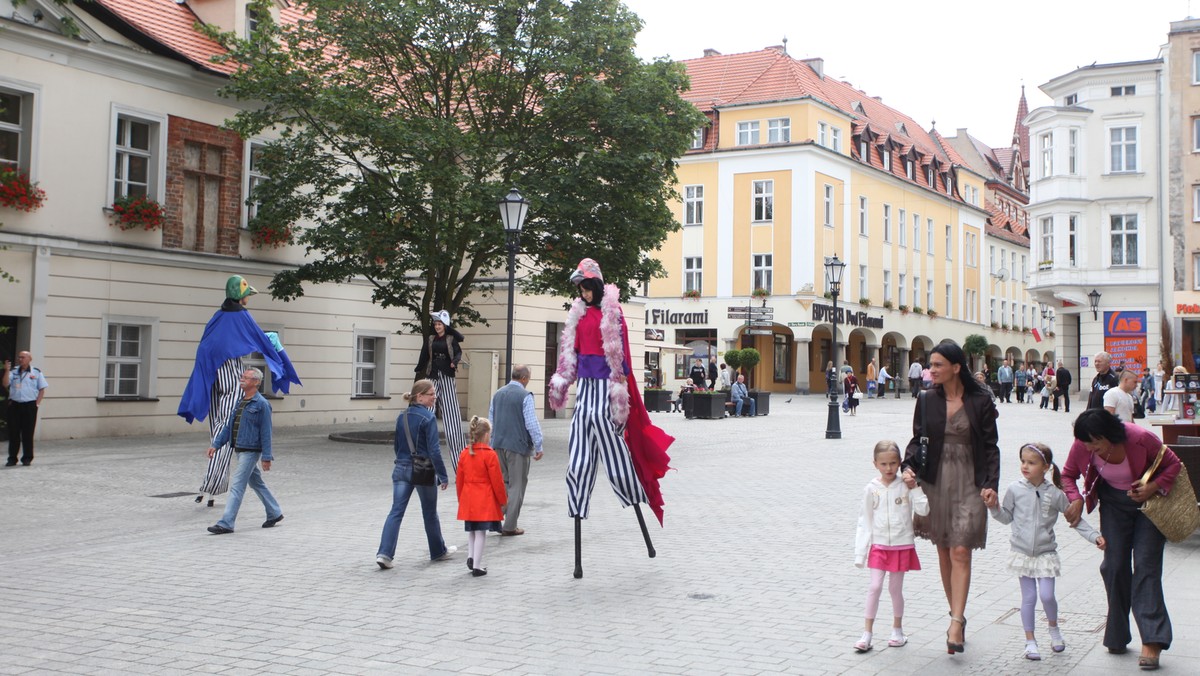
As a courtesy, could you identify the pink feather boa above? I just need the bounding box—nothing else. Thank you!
[548,284,631,424]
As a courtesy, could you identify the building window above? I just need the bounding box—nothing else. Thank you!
[242,325,281,398]
[945,225,952,257]
[966,289,976,322]
[736,121,760,146]
[859,265,868,300]
[1068,128,1079,174]
[768,118,790,144]
[831,127,842,152]
[926,166,934,186]
[858,196,868,235]
[1020,254,1027,281]
[773,334,791,382]
[898,209,907,246]
[858,138,869,161]
[823,184,833,227]
[113,114,161,200]
[927,218,934,253]
[684,185,704,226]
[883,270,892,302]
[818,122,828,147]
[964,231,977,267]
[0,86,35,173]
[752,253,773,292]
[881,149,891,171]
[245,141,267,226]
[905,157,914,179]
[752,180,773,222]
[1110,214,1138,266]
[912,276,920,308]
[246,7,261,37]
[353,332,388,397]
[1068,215,1078,266]
[945,284,952,318]
[883,204,892,242]
[1195,254,1200,290]
[684,256,702,293]
[912,213,920,252]
[1039,132,1053,178]
[181,141,225,253]
[926,279,934,311]
[989,244,996,273]
[1194,187,1200,222]
[1193,119,1200,153]
[990,299,996,324]
[1109,126,1137,173]
[1194,52,1200,85]
[1065,93,1078,106]
[1110,85,1135,97]
[691,127,705,150]
[1039,217,1053,266]
[898,274,906,306]
[100,317,158,399]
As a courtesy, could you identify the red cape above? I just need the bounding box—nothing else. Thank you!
[620,322,674,525]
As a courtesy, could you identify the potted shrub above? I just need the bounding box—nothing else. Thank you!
[681,289,701,300]
[0,168,46,212]
[912,306,924,314]
[927,309,938,319]
[752,287,770,299]
[692,390,728,419]
[109,194,165,231]
[642,388,672,412]
[723,348,743,376]
[882,300,894,310]
[898,304,909,314]
[858,297,871,308]
[1001,322,1010,331]
[990,321,1000,329]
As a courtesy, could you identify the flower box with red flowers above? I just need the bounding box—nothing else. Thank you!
[109,195,165,231]
[0,169,47,212]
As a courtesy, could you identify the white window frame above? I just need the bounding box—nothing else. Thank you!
[964,230,977,267]
[768,117,790,144]
[1020,254,1027,281]
[945,225,952,258]
[858,196,868,235]
[823,184,833,227]
[818,122,828,147]
[736,120,760,146]
[352,330,390,398]
[898,209,907,246]
[990,299,997,324]
[98,315,159,399]
[0,79,40,177]
[1193,119,1200,153]
[752,253,773,293]
[926,166,934,187]
[1068,128,1079,174]
[752,180,773,222]
[926,279,934,311]
[1039,131,1053,178]
[1193,52,1200,85]
[883,270,892,302]
[912,213,920,252]
[881,148,891,171]
[912,275,920,308]
[898,274,906,306]
[1039,217,1053,267]
[831,127,842,153]
[927,218,934,254]
[108,104,167,203]
[1108,125,1138,174]
[1068,215,1078,267]
[859,265,868,300]
[684,256,702,293]
[1109,214,1139,267]
[1194,187,1200,222]
[242,323,283,398]
[1110,85,1135,97]
[1194,254,1200,290]
[684,184,704,226]
[905,157,914,179]
[883,204,892,242]
[945,284,952,319]
[691,127,705,150]
[243,140,268,227]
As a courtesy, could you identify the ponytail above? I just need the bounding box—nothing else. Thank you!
[467,415,492,454]
[1049,462,1063,490]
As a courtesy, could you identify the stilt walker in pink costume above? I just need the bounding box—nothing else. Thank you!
[550,258,674,579]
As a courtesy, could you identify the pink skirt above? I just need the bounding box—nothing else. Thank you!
[867,544,921,572]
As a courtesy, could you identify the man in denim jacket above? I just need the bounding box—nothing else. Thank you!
[206,368,283,534]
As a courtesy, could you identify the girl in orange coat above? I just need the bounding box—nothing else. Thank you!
[456,417,508,577]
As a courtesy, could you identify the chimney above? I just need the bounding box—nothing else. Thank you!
[801,57,824,78]
[703,48,721,57]
[872,96,882,102]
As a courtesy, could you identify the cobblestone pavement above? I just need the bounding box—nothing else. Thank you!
[1,394,1198,675]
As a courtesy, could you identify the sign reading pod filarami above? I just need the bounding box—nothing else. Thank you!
[811,303,884,329]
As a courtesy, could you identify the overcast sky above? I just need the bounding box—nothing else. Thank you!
[621,0,1190,148]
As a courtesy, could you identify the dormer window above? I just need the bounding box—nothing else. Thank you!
[881,148,891,171]
[246,8,261,38]
[859,138,869,162]
[691,127,705,150]
[1065,93,1078,106]
[926,166,934,186]
[905,158,914,179]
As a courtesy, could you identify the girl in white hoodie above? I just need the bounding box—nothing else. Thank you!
[853,441,930,653]
[985,443,1106,660]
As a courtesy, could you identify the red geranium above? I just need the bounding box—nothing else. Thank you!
[110,194,165,231]
[0,168,47,212]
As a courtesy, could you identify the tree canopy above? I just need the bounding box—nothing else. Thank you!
[210,0,705,332]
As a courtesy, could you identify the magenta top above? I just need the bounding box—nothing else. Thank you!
[1061,422,1181,513]
[1093,456,1134,490]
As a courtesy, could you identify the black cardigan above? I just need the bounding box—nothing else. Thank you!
[902,388,1000,490]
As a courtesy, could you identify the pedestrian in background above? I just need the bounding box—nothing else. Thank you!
[866,359,878,399]
[1040,377,1055,410]
[4,351,48,467]
[708,359,718,390]
[1054,361,1073,413]
[845,371,861,416]
[376,379,457,569]
[1014,362,1027,403]
[853,440,928,653]
[877,364,892,399]
[456,416,507,577]
[205,368,284,535]
[719,363,732,390]
[1087,351,1120,411]
[489,364,544,536]
[1103,370,1139,422]
[688,359,707,389]
[908,359,923,398]
[985,443,1104,660]
[998,359,1014,403]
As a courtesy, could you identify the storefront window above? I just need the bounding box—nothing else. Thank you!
[773,334,790,382]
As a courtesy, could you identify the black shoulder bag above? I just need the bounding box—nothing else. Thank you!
[914,391,929,474]
[402,410,437,486]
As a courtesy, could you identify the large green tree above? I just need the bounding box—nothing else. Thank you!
[209,0,704,332]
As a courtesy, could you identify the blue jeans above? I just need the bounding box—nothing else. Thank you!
[377,479,448,561]
[734,398,756,416]
[216,451,281,530]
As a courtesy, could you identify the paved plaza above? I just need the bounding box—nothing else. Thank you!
[2,393,1198,675]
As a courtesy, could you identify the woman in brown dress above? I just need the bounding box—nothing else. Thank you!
[902,340,1000,654]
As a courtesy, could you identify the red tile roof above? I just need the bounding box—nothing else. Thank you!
[93,0,237,75]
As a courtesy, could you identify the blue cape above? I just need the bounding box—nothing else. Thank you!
[177,309,302,423]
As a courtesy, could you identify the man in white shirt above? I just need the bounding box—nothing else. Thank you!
[907,360,923,399]
[1103,370,1139,422]
[877,364,891,399]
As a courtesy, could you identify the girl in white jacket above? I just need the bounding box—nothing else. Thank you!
[985,443,1106,660]
[853,441,930,653]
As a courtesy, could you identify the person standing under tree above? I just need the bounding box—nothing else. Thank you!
[416,310,466,473]
[489,365,544,536]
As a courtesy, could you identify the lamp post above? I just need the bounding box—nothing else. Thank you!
[1088,289,1101,321]
[497,188,530,381]
[824,254,846,440]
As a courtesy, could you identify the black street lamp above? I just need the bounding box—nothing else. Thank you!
[1087,289,1102,321]
[497,188,530,380]
[824,254,846,440]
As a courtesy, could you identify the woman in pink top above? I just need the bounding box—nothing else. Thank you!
[1062,409,1183,669]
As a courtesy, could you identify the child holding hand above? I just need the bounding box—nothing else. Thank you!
[985,443,1106,660]
[853,441,929,652]
[456,417,508,577]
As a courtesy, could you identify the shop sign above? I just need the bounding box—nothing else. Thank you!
[811,302,884,329]
[646,308,710,326]
[1104,311,1147,375]
[645,328,665,341]
[787,321,815,328]
[1177,303,1200,314]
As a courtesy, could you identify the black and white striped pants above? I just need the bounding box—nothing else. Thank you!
[199,357,244,495]
[566,378,646,519]
[432,372,465,473]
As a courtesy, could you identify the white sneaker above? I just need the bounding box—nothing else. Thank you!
[1025,641,1042,660]
[434,545,458,561]
[375,555,393,570]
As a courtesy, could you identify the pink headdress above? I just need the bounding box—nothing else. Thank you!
[568,258,604,285]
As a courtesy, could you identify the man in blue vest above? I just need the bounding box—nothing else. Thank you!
[489,364,544,536]
[4,351,48,467]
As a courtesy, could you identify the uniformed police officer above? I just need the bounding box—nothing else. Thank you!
[4,351,48,466]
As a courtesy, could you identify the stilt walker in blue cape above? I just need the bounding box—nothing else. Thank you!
[179,276,301,506]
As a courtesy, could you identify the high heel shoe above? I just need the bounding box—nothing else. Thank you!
[946,616,965,654]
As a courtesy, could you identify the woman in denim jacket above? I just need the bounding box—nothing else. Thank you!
[376,379,457,569]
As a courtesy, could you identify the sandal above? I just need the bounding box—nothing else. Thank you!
[1138,656,1160,670]
[854,636,872,653]
[946,616,965,654]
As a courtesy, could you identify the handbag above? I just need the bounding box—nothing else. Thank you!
[853,391,863,400]
[914,391,929,474]
[401,410,437,486]
[1138,444,1200,542]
